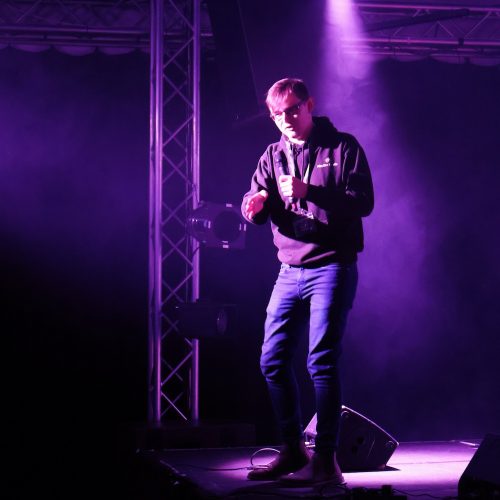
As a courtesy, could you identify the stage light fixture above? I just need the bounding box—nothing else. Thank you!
[177,300,237,339]
[187,201,246,249]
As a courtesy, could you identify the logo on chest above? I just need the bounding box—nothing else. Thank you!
[316,157,338,169]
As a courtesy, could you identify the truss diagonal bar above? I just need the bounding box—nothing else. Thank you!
[162,245,194,270]
[162,360,184,382]
[162,194,193,219]
[164,37,192,66]
[164,154,190,176]
[161,206,188,228]
[462,10,492,39]
[162,350,193,385]
[163,275,195,303]
[163,271,194,295]
[167,0,192,30]
[161,392,188,420]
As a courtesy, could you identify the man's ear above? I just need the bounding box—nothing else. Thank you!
[306,97,314,113]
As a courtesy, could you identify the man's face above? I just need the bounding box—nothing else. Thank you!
[269,93,313,143]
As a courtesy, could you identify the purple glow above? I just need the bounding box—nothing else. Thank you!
[311,2,444,378]
[320,0,371,83]
[2,7,500,485]
[150,441,478,498]
[316,0,375,133]
[232,0,500,442]
[326,0,363,49]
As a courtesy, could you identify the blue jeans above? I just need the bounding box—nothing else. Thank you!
[260,262,358,453]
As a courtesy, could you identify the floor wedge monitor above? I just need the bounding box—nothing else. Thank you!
[458,433,500,499]
[305,405,399,471]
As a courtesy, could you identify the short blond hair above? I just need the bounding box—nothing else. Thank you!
[265,78,310,112]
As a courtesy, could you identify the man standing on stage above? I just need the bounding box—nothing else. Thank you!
[242,78,374,485]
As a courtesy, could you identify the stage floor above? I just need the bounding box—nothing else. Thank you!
[134,439,480,499]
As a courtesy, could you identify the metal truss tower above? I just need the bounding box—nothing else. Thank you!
[149,0,201,424]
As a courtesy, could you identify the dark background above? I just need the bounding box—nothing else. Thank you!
[3,2,500,496]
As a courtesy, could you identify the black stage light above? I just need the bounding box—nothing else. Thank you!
[187,202,246,249]
[177,300,236,339]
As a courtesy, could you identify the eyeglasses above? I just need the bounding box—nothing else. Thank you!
[270,100,306,121]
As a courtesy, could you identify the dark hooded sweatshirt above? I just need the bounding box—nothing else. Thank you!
[241,116,374,266]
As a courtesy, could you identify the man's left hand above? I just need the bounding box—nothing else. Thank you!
[278,175,308,199]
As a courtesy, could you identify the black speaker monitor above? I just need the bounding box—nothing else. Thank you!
[458,433,500,499]
[305,405,399,472]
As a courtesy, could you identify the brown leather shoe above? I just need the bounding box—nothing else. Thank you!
[247,441,310,481]
[280,451,345,486]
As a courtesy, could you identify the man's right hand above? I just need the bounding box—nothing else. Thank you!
[245,190,268,220]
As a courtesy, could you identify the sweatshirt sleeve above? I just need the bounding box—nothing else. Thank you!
[306,135,374,218]
[241,148,276,225]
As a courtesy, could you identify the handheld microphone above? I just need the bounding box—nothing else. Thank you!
[274,149,288,177]
[273,150,295,204]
